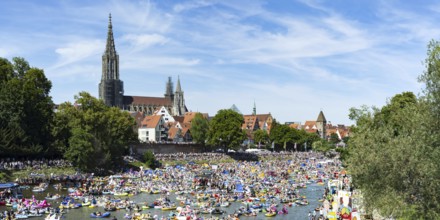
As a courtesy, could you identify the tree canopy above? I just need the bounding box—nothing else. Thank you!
[347,40,440,219]
[207,109,246,152]
[55,92,137,174]
[0,57,54,157]
[253,129,270,148]
[190,113,209,146]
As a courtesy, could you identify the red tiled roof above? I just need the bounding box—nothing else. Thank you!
[289,123,300,129]
[141,115,162,128]
[242,115,258,130]
[183,112,208,124]
[123,96,172,106]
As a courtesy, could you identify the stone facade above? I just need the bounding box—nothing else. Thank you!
[99,14,187,116]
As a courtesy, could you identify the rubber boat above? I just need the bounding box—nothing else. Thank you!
[90,212,111,218]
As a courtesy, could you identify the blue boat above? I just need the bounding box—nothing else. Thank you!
[90,212,111,218]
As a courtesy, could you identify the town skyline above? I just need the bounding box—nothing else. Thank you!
[1,0,437,125]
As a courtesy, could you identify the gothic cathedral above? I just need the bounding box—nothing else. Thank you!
[99,14,187,116]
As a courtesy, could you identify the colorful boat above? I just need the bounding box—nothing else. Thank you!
[265,212,277,217]
[90,212,111,218]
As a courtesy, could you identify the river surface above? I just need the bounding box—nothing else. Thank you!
[1,183,325,220]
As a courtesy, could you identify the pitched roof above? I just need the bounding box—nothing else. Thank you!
[128,111,144,128]
[288,123,301,129]
[168,126,179,139]
[317,111,327,122]
[242,115,259,130]
[183,112,208,124]
[141,115,162,128]
[303,121,318,133]
[123,96,172,106]
[255,114,272,122]
[174,116,184,124]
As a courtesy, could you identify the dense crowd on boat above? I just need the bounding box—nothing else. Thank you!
[0,151,353,220]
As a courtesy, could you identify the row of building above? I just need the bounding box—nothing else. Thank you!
[131,105,350,144]
[97,14,350,145]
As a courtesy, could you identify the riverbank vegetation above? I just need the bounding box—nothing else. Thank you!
[347,40,440,219]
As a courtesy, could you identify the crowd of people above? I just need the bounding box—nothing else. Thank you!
[0,151,352,220]
[0,158,71,171]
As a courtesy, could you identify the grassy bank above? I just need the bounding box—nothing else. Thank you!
[1,167,77,182]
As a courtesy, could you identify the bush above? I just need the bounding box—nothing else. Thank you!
[143,150,158,169]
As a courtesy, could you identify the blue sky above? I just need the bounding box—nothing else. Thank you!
[1,0,438,125]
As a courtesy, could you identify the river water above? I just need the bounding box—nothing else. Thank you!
[1,183,325,220]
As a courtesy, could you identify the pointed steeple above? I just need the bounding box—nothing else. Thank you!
[99,13,123,107]
[252,101,256,115]
[105,13,117,56]
[176,75,182,92]
[317,110,327,122]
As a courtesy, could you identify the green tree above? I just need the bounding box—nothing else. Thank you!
[312,139,332,152]
[56,92,137,174]
[142,150,158,169]
[207,109,246,152]
[347,76,440,219]
[269,123,304,151]
[190,113,209,145]
[347,99,428,218]
[253,129,269,148]
[0,57,54,157]
[329,133,339,145]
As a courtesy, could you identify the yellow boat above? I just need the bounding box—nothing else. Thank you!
[82,201,91,207]
[265,213,277,217]
[141,205,150,210]
[161,206,177,211]
[140,189,150,193]
[114,192,128,196]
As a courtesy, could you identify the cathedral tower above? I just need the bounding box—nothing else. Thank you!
[164,76,174,101]
[99,14,124,107]
[173,76,186,116]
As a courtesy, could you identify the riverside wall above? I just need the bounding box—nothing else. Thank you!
[130,143,207,155]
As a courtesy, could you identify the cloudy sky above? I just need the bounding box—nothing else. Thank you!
[1,0,437,125]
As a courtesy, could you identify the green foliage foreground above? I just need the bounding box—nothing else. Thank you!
[347,40,440,219]
[0,57,54,157]
[55,92,137,174]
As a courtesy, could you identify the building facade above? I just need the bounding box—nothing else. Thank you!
[99,14,187,116]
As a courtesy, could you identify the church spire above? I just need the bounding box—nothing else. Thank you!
[105,13,117,57]
[99,13,123,107]
[252,101,256,115]
[176,75,182,92]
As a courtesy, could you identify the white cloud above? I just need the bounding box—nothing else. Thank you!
[51,39,104,69]
[122,34,168,48]
[121,56,200,69]
[173,0,215,13]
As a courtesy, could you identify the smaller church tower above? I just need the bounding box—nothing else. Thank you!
[164,76,174,101]
[316,110,327,139]
[99,14,124,107]
[173,76,186,116]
